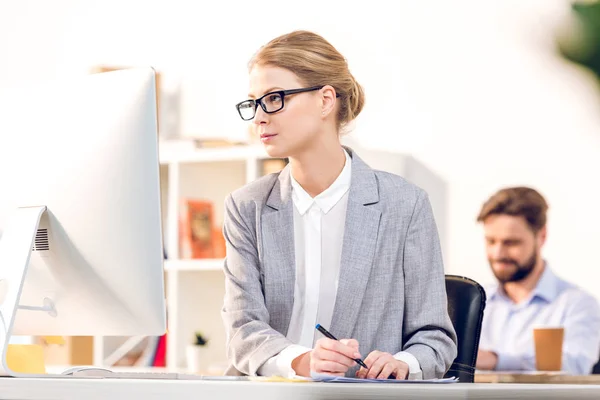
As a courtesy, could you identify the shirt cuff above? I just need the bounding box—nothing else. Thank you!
[393,351,423,380]
[495,351,525,371]
[256,344,312,378]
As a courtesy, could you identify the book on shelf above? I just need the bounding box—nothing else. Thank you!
[179,199,226,259]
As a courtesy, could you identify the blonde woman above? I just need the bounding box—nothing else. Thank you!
[222,30,457,380]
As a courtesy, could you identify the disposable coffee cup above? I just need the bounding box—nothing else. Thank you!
[533,327,564,371]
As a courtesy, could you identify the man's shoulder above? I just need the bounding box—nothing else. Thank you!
[481,281,501,303]
[556,276,600,307]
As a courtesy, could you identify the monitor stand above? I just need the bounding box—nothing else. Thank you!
[0,206,57,377]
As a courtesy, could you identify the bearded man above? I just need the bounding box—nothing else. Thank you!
[475,187,600,375]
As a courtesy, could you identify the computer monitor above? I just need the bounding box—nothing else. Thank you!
[0,68,167,376]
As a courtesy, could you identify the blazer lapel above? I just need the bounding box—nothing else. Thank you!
[330,149,381,339]
[262,166,296,335]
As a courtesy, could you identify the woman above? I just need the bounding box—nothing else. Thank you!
[222,30,457,380]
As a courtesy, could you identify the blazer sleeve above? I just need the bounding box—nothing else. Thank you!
[401,190,458,378]
[221,193,294,375]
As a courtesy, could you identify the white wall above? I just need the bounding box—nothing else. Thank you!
[2,0,600,299]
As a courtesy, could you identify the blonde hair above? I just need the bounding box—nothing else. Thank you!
[249,30,365,131]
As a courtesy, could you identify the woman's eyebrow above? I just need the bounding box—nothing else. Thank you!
[248,87,284,99]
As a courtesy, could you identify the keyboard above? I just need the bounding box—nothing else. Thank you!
[72,369,211,379]
[70,369,247,381]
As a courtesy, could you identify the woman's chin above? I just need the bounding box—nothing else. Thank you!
[263,144,288,159]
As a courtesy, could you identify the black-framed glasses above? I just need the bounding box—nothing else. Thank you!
[236,85,330,121]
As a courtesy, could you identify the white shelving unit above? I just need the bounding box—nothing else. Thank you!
[161,142,275,372]
[94,141,273,372]
[164,259,225,272]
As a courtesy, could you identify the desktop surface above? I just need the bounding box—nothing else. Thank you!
[475,371,600,384]
[1,377,600,400]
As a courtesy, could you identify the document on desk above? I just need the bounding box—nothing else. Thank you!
[311,373,458,384]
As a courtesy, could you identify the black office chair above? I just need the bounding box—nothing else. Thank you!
[443,275,486,383]
[592,358,600,374]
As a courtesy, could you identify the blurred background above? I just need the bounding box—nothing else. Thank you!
[2,0,600,374]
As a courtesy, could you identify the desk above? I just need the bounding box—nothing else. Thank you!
[1,378,600,400]
[475,372,600,385]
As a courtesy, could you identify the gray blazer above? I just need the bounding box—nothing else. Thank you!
[221,147,457,378]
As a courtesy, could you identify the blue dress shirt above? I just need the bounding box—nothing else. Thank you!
[479,263,600,375]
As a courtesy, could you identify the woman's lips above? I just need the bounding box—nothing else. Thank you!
[260,133,277,142]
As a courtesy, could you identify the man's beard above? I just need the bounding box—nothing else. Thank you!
[490,250,537,284]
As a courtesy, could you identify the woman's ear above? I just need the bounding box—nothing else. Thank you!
[320,85,337,117]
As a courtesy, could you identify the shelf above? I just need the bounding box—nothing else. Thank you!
[159,143,270,164]
[164,259,224,272]
[155,139,269,370]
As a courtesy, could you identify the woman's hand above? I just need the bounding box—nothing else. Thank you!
[355,351,410,380]
[309,338,361,376]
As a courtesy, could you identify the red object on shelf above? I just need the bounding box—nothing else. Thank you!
[180,199,214,259]
[152,333,167,367]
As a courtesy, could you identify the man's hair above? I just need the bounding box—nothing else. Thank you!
[477,187,548,232]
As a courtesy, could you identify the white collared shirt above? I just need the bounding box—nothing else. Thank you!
[258,149,422,379]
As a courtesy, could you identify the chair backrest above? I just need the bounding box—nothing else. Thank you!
[443,275,486,383]
[592,358,600,374]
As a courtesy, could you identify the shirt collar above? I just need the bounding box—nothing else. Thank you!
[530,263,560,302]
[488,261,559,303]
[290,149,352,215]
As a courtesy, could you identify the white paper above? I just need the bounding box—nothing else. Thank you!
[311,373,459,384]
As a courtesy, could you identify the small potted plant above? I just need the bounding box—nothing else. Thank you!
[186,331,209,373]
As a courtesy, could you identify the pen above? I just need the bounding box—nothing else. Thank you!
[315,324,368,370]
